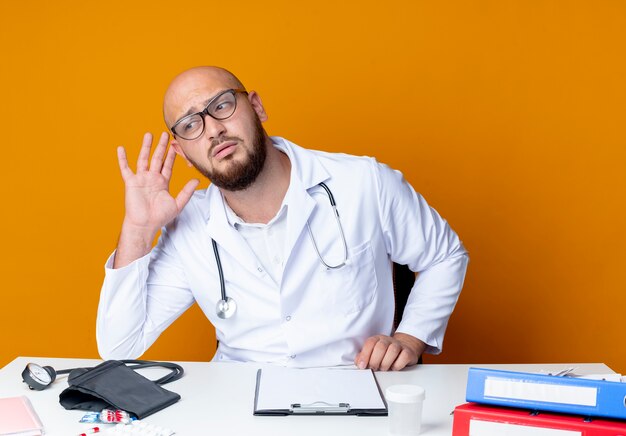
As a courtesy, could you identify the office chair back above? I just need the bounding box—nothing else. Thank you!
[392,262,416,330]
[392,262,423,364]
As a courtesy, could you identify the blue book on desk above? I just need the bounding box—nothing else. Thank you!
[466,367,626,420]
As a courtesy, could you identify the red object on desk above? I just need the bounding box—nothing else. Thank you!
[452,402,626,435]
[78,426,101,436]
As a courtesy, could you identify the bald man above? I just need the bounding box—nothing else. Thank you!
[97,66,468,371]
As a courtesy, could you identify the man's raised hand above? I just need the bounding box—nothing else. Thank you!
[114,132,199,268]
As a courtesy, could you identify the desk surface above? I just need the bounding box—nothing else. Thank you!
[0,357,612,436]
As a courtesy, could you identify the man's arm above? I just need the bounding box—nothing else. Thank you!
[96,132,199,359]
[96,233,197,359]
[355,160,469,371]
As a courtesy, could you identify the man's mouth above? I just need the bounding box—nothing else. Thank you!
[212,141,238,160]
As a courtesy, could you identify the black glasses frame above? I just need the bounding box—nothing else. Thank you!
[170,88,248,140]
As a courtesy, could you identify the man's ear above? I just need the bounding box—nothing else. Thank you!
[247,91,268,122]
[171,140,194,167]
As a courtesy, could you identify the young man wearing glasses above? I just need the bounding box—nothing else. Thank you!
[97,66,468,371]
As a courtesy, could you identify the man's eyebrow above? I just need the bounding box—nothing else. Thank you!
[176,89,228,121]
[178,98,211,119]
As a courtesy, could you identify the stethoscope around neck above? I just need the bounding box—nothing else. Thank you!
[213,182,348,319]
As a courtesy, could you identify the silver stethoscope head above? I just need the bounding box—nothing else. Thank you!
[216,297,237,319]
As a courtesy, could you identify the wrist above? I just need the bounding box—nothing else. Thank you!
[120,219,160,242]
[113,221,159,268]
[393,332,427,355]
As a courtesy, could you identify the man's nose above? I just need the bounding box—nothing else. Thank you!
[202,114,226,140]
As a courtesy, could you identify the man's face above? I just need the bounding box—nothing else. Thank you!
[165,70,269,191]
[183,108,267,191]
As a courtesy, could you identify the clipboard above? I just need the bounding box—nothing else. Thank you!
[253,366,388,416]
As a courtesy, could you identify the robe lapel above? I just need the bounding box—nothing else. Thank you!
[204,188,261,277]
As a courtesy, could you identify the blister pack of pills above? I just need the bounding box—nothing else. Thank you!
[79,409,134,425]
[99,421,175,435]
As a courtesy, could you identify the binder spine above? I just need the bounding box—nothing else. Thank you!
[453,403,626,436]
[466,367,626,420]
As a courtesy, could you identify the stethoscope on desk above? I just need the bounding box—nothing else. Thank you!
[21,360,184,391]
[213,182,348,319]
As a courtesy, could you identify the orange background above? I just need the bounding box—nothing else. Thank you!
[1,1,624,371]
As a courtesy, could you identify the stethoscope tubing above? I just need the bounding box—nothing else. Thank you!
[212,182,348,318]
[212,239,227,302]
[50,360,183,384]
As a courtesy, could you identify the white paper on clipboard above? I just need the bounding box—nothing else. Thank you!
[254,366,386,414]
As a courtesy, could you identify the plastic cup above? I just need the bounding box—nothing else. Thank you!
[385,384,426,436]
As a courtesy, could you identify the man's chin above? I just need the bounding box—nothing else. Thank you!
[204,164,258,191]
[196,125,266,191]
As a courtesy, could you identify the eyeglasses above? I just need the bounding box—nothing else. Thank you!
[170,88,248,140]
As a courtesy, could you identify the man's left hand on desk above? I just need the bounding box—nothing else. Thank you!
[355,332,426,371]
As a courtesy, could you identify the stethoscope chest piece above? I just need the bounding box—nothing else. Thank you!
[216,297,237,319]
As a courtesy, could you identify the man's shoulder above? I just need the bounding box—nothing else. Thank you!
[277,136,379,171]
[303,146,398,184]
[308,147,373,164]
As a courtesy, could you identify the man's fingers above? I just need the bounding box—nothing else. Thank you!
[175,179,200,212]
[355,336,379,369]
[390,349,415,371]
[368,339,393,371]
[378,342,403,371]
[117,146,133,181]
[149,132,170,173]
[136,132,153,172]
[357,334,423,371]
[161,145,177,180]
[357,336,393,371]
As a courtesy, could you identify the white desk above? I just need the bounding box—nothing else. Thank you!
[0,357,612,436]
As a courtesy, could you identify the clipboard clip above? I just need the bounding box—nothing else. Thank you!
[290,401,351,414]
